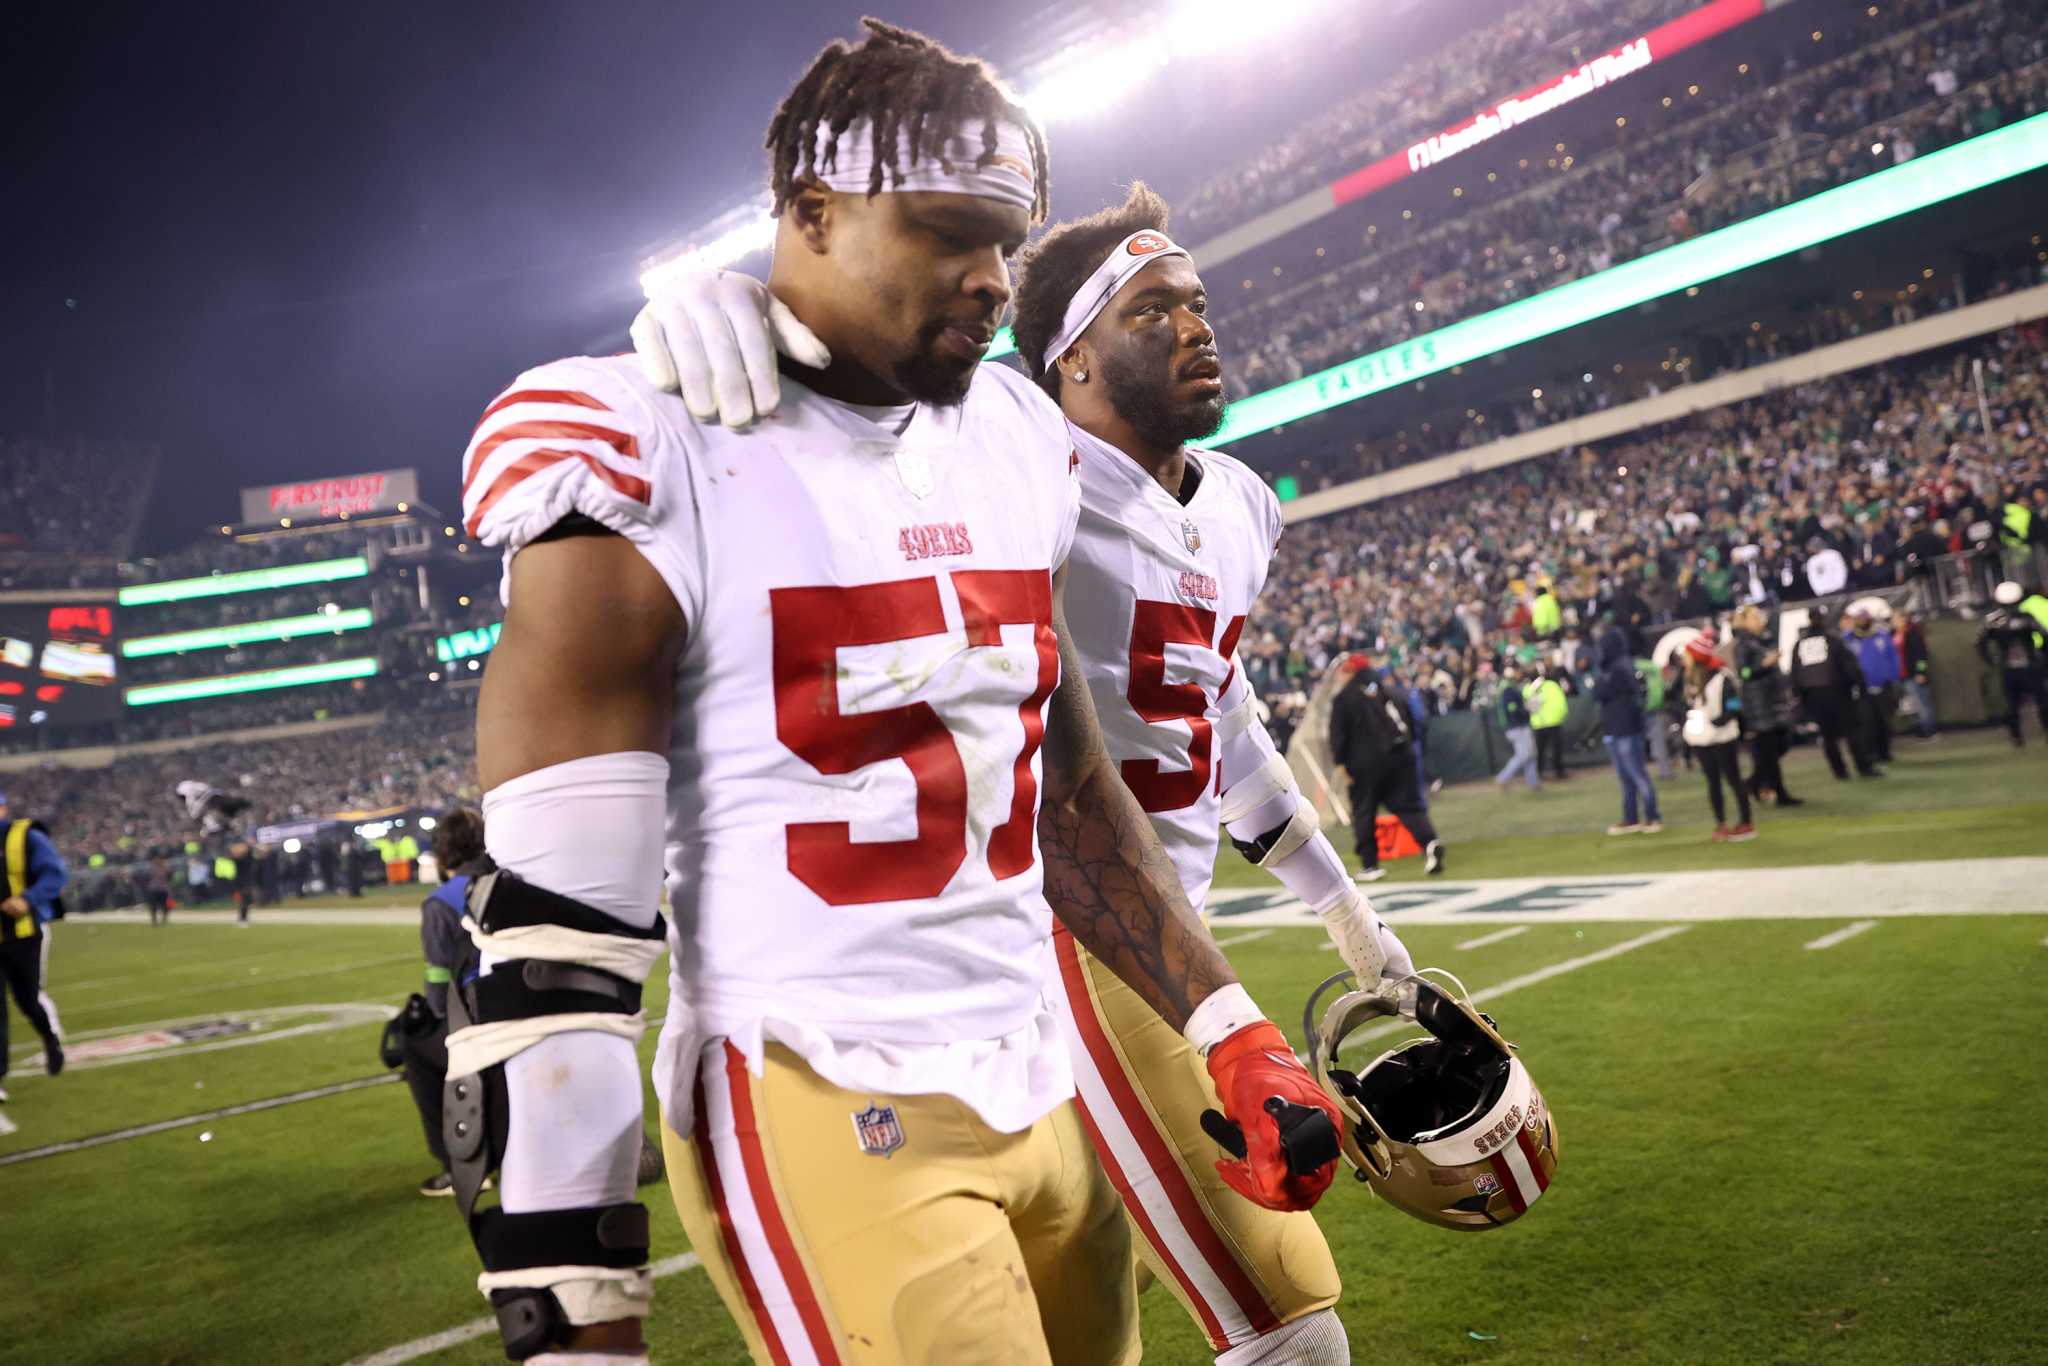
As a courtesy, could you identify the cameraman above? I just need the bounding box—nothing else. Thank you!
[392,809,486,1197]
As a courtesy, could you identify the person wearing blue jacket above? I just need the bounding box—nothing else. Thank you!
[1845,610,1902,765]
[1592,627,1663,834]
[0,787,69,1100]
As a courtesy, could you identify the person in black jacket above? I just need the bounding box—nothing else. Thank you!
[1591,627,1662,833]
[1791,617,1880,779]
[1977,582,2048,746]
[1328,655,1443,881]
[1732,606,1802,806]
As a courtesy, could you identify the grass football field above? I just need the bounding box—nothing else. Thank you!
[4,729,2044,1365]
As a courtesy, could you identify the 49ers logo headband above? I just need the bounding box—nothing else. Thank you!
[809,115,1039,215]
[1041,229,1192,373]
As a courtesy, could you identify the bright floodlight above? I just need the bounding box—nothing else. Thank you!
[641,207,778,289]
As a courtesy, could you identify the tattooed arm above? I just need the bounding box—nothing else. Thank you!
[1038,566,1238,1030]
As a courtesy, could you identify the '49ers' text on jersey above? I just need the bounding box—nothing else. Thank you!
[461,355,1082,1136]
[1059,426,1284,911]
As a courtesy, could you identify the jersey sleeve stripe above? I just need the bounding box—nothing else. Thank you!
[477,387,610,425]
[463,417,641,493]
[463,448,652,538]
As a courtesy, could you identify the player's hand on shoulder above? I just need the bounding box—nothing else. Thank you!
[630,268,830,429]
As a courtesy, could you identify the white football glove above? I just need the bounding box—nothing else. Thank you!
[1319,887,1414,986]
[629,269,831,428]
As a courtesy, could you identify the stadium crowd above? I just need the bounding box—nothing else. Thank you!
[1237,326,2048,710]
[0,434,157,570]
[3,702,479,871]
[1219,0,2048,397]
[1176,0,1707,241]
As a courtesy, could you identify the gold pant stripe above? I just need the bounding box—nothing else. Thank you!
[1050,925,1340,1352]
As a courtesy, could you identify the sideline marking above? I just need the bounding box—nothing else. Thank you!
[0,1074,399,1167]
[1215,928,1274,948]
[1337,925,1694,1058]
[341,1253,705,1366]
[1805,920,1878,951]
[1456,925,1531,951]
[1210,857,2048,928]
[8,1003,392,1072]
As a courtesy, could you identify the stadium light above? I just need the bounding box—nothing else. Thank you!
[1206,112,2048,446]
[118,556,370,606]
[123,656,380,707]
[120,608,375,658]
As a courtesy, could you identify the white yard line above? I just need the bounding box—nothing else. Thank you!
[1215,928,1274,948]
[341,1253,705,1366]
[1337,925,1695,1058]
[1455,925,1531,951]
[1804,920,1878,951]
[0,1074,399,1167]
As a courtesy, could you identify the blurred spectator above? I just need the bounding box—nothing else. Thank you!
[1593,625,1662,834]
[1679,635,1754,841]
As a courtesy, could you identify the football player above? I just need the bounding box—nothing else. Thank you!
[453,22,1344,1366]
[631,184,1412,1364]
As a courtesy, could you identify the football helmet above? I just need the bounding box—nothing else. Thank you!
[1303,968,1559,1230]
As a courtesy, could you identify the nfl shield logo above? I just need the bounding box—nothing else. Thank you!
[852,1103,905,1159]
[1474,1172,1500,1196]
[1181,518,1202,552]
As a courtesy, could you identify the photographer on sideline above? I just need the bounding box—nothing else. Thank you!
[389,810,486,1197]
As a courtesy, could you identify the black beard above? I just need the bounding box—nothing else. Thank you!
[1100,351,1227,449]
[889,322,978,408]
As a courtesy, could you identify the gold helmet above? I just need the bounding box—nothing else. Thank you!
[1303,969,1559,1230]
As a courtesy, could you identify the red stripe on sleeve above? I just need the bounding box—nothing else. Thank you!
[1053,925,1280,1345]
[692,1069,792,1366]
[478,387,610,424]
[464,417,641,492]
[724,1043,842,1366]
[463,449,651,538]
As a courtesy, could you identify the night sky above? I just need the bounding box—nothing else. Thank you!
[0,1,1435,553]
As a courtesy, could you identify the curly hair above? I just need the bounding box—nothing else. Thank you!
[1009,181,1172,400]
[765,17,1049,222]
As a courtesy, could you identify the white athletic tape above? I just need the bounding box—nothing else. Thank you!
[445,1010,646,1080]
[475,1265,651,1325]
[464,916,665,983]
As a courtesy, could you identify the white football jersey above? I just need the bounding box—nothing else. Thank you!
[463,355,1082,1135]
[1059,425,1283,911]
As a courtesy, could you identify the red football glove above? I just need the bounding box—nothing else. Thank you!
[1202,1020,1346,1212]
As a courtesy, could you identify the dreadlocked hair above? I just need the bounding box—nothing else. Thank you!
[765,17,1049,222]
[1010,181,1171,400]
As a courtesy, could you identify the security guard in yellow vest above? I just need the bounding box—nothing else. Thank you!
[0,787,69,1099]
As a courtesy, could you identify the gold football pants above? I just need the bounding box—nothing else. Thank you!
[665,1039,1138,1366]
[1048,924,1341,1352]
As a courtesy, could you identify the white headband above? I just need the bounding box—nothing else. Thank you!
[1042,229,1192,373]
[809,116,1038,214]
